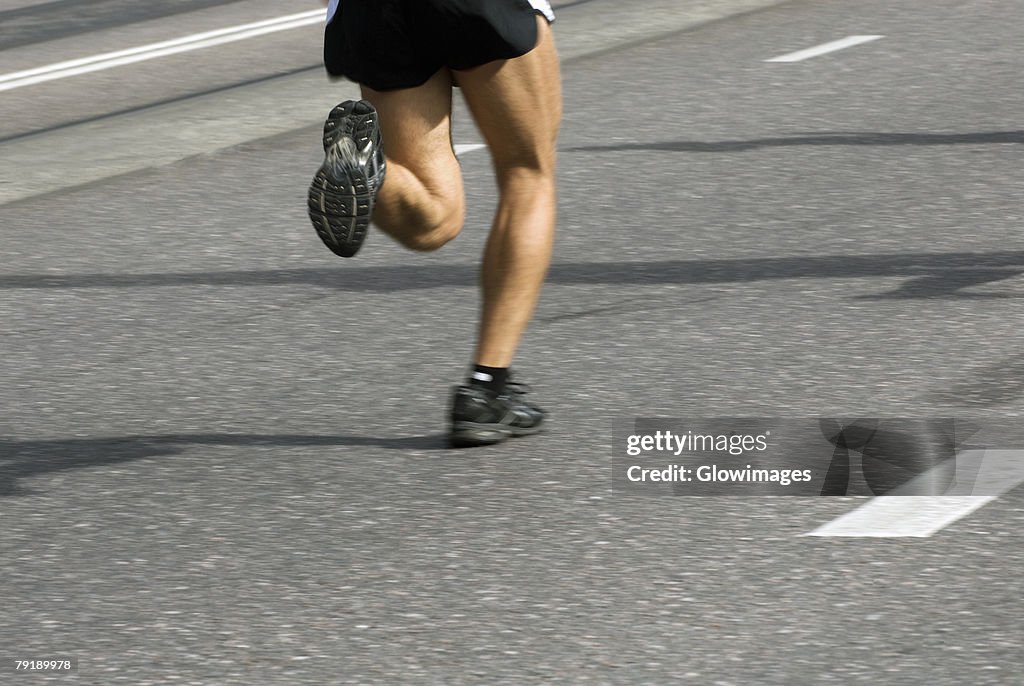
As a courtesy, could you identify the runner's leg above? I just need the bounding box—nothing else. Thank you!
[454,16,562,368]
[360,70,466,252]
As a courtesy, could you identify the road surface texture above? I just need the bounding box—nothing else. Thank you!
[1,0,1022,683]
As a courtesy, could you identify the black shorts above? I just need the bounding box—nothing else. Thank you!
[323,0,555,91]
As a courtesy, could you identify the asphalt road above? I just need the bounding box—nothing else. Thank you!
[1,0,1022,683]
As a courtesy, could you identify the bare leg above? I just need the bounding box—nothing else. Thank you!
[360,70,465,252]
[455,17,562,367]
[359,17,561,368]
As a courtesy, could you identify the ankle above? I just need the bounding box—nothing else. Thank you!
[468,364,509,395]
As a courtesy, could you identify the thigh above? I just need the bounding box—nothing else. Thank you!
[453,17,562,176]
[360,69,464,201]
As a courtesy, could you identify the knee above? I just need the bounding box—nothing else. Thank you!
[495,156,557,189]
[495,164,557,200]
[398,218,463,252]
[374,185,465,251]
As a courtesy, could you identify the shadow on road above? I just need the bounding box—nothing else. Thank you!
[0,433,447,497]
[566,130,1024,153]
[1,251,1022,299]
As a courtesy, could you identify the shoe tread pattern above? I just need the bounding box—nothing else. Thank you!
[307,100,385,258]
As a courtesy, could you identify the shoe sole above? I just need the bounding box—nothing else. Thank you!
[449,421,545,448]
[307,101,383,258]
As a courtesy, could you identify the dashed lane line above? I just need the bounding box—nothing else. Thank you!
[453,144,487,156]
[805,450,1024,537]
[766,35,884,63]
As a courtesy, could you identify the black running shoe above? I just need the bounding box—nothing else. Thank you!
[308,100,386,258]
[449,379,546,448]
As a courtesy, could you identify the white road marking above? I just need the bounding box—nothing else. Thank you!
[805,450,1024,537]
[805,496,996,538]
[0,10,325,92]
[454,144,487,156]
[766,35,884,63]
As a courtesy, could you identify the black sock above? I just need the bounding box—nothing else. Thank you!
[469,364,509,395]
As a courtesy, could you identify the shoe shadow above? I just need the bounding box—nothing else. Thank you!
[0,432,448,497]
